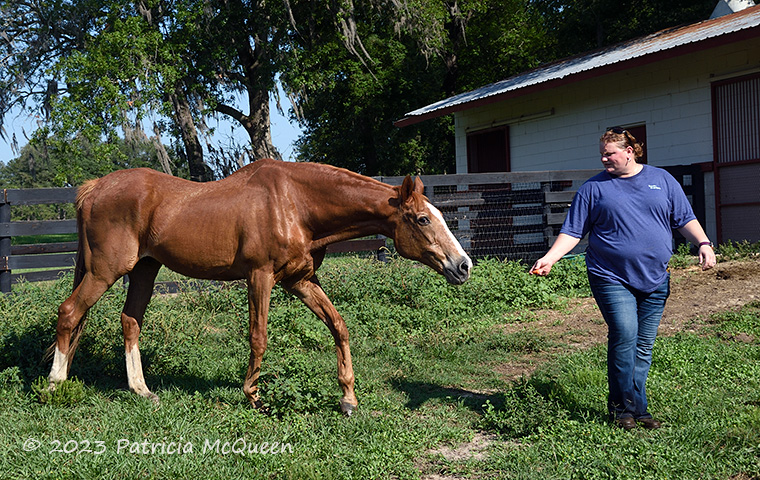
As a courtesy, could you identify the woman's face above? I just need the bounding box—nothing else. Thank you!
[599,142,637,177]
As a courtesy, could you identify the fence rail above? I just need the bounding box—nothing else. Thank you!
[1,169,598,293]
[379,170,596,262]
[1,188,78,292]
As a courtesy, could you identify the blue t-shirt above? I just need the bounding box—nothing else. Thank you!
[560,165,696,292]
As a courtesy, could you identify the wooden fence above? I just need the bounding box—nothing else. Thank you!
[1,188,78,293]
[1,169,597,293]
[377,170,596,261]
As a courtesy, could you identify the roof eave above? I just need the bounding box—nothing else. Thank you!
[394,22,760,128]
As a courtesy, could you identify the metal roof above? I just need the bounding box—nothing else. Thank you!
[395,5,760,127]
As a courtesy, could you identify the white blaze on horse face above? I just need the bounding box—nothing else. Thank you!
[426,201,467,257]
[425,200,473,283]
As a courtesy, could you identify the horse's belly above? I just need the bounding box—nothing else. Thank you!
[147,241,249,281]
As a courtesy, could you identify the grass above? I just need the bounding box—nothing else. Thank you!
[669,239,759,268]
[10,233,79,246]
[0,254,758,479]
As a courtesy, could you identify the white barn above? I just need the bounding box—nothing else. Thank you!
[396,2,760,245]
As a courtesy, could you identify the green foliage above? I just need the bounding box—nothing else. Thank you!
[286,18,455,175]
[0,257,758,478]
[669,240,760,269]
[287,0,554,175]
[477,326,760,479]
[535,0,718,59]
[480,380,560,437]
[259,352,336,416]
[0,132,184,190]
[715,240,759,261]
[456,0,554,93]
[4,0,728,180]
[33,376,87,406]
[669,242,696,269]
[706,300,760,339]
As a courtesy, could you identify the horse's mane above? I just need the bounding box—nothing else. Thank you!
[241,159,391,190]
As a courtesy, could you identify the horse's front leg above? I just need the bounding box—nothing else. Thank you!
[243,272,275,409]
[284,276,357,416]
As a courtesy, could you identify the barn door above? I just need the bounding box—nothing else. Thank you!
[711,73,760,243]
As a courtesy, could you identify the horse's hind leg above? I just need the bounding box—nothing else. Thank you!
[120,258,161,403]
[49,274,113,387]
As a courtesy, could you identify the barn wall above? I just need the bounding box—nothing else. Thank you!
[453,35,760,242]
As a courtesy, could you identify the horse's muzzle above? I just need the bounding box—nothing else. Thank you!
[443,255,472,285]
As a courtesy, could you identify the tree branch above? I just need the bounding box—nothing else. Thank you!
[214,103,247,125]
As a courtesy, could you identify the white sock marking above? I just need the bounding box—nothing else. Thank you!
[48,346,68,384]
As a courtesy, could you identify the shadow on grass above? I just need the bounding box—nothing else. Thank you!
[0,325,240,402]
[390,377,608,430]
[390,378,499,413]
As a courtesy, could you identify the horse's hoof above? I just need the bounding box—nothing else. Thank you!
[340,399,357,416]
[132,387,160,404]
[248,398,272,415]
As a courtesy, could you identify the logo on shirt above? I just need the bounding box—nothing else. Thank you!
[648,184,662,190]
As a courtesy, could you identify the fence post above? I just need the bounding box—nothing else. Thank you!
[541,182,553,248]
[1,189,11,293]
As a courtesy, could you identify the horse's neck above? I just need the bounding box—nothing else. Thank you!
[306,176,396,248]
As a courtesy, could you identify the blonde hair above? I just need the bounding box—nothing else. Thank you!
[600,128,644,160]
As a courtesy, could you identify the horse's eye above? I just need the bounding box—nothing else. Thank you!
[417,216,431,226]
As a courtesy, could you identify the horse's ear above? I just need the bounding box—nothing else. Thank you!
[413,176,424,195]
[400,175,415,203]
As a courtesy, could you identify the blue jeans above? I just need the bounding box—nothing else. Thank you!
[588,273,670,420]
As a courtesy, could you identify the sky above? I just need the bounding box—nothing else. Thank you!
[0,87,303,168]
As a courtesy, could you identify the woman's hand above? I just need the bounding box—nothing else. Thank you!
[530,233,581,276]
[530,257,554,276]
[698,244,716,270]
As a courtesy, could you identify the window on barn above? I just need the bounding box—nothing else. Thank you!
[467,126,510,173]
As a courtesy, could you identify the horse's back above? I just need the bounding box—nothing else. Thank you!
[74,161,382,279]
[76,164,302,279]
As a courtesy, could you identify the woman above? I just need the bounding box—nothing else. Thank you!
[531,127,716,430]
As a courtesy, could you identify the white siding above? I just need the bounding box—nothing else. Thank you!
[453,36,760,243]
[455,37,760,174]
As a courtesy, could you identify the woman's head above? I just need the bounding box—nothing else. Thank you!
[600,127,644,160]
[599,127,644,178]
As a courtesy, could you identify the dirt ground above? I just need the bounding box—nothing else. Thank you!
[494,258,760,381]
[420,258,760,479]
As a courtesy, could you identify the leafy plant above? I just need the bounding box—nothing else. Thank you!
[480,380,559,437]
[32,376,86,406]
[669,242,696,269]
[716,240,759,261]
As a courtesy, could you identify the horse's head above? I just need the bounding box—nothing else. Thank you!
[391,176,472,285]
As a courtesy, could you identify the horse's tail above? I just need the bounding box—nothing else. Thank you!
[43,179,98,367]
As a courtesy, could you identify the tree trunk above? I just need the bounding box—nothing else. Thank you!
[136,0,212,181]
[442,2,468,98]
[245,88,281,161]
[171,88,212,182]
[220,0,282,162]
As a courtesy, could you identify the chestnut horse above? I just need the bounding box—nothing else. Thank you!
[47,159,472,414]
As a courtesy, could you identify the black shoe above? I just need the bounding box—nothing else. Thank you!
[636,417,662,430]
[614,417,637,430]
